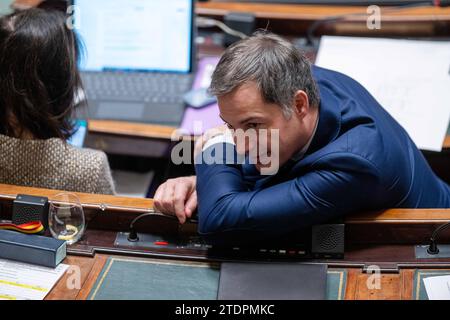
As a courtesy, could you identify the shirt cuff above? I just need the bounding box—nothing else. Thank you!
[202,130,235,152]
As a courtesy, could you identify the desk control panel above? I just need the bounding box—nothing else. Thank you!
[114,223,345,260]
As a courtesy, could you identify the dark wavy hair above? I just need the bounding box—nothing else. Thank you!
[0,8,83,140]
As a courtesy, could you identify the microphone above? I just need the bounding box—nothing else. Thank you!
[427,221,450,255]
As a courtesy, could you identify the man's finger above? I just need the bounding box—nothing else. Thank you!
[153,183,166,212]
[173,183,189,224]
[184,190,197,218]
[160,181,176,215]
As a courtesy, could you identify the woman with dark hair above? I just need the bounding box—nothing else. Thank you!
[0,8,115,194]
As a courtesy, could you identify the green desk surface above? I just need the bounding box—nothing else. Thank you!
[413,269,450,300]
[88,257,347,300]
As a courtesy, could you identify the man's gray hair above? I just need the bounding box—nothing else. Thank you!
[209,32,320,118]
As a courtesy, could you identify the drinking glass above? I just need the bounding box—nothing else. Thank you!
[48,193,85,245]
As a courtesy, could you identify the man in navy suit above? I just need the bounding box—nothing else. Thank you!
[154,32,450,242]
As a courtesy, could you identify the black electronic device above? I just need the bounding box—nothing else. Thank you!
[71,0,196,127]
[12,194,49,230]
[416,221,450,259]
[116,222,345,260]
[311,223,345,259]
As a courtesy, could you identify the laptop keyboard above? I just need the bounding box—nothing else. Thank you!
[82,72,193,104]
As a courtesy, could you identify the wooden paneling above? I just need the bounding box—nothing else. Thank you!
[354,272,402,299]
[1,183,450,223]
[45,255,419,300]
[88,120,177,140]
[344,268,415,300]
[76,255,108,300]
[45,255,97,300]
[14,0,450,21]
[346,208,450,224]
[0,183,154,212]
[343,268,360,299]
[400,269,415,300]
[197,1,450,21]
[444,135,450,149]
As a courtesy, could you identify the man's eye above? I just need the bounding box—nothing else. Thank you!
[247,123,259,129]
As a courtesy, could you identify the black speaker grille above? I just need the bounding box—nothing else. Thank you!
[12,206,42,225]
[311,224,345,254]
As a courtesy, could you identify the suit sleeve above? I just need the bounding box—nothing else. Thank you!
[195,142,382,243]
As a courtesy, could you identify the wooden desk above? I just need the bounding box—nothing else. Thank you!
[47,253,419,300]
[197,0,450,21]
[197,1,450,37]
[15,0,450,22]
[1,183,450,299]
[51,257,443,300]
[4,1,450,299]
[45,254,107,300]
[2,182,450,228]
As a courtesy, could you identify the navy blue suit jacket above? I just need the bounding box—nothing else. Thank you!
[195,66,450,242]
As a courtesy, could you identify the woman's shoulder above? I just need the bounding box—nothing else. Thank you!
[64,145,110,171]
[63,145,115,194]
[0,135,115,194]
[67,145,107,160]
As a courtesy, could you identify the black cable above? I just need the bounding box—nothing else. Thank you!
[306,1,437,46]
[127,212,198,242]
[427,221,450,254]
[128,212,174,241]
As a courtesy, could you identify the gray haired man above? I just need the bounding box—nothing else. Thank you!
[154,32,450,242]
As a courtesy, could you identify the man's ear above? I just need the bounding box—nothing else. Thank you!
[293,90,310,119]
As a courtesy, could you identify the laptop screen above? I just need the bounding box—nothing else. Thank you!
[72,0,193,73]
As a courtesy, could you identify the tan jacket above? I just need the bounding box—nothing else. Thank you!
[0,134,115,194]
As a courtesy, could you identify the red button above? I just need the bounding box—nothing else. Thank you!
[154,241,169,246]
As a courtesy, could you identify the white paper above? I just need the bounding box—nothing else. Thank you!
[0,258,69,300]
[424,275,450,300]
[112,170,154,198]
[315,36,450,152]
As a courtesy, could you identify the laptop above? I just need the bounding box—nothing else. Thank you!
[72,0,195,126]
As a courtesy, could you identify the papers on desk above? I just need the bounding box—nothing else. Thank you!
[424,275,450,300]
[0,258,69,300]
[315,36,450,152]
[112,170,154,198]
